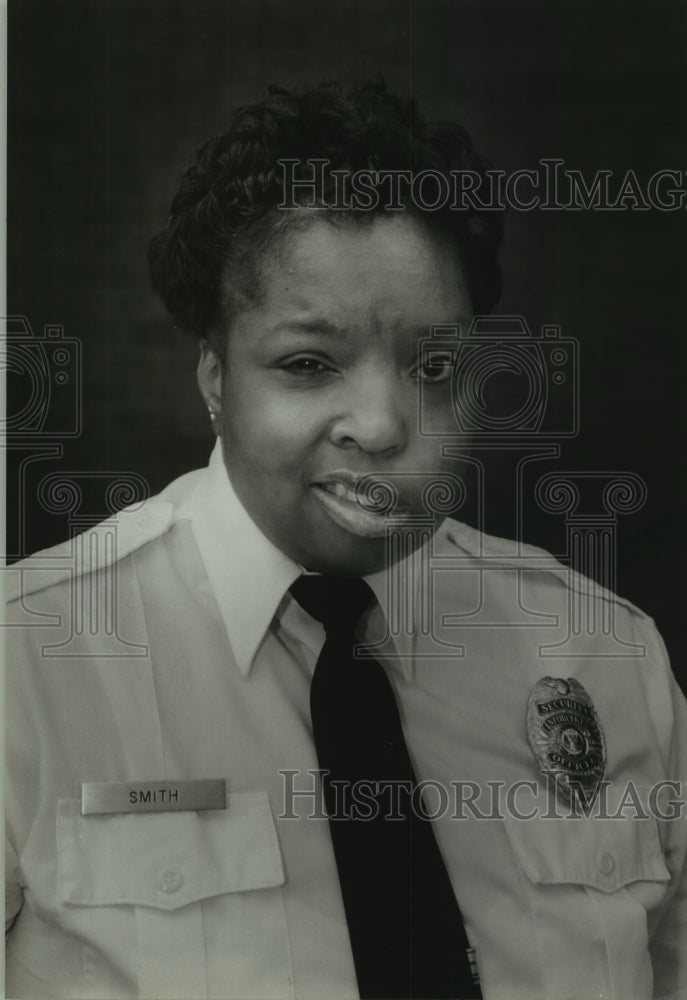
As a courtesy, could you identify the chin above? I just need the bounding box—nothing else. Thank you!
[298,537,395,578]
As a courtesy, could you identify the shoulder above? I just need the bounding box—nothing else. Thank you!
[434,519,682,747]
[4,467,206,605]
[437,517,653,623]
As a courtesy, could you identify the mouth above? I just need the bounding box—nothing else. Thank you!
[310,472,412,538]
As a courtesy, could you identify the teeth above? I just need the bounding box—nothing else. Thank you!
[325,482,359,504]
[320,480,392,512]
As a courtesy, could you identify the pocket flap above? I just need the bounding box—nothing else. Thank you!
[503,810,671,894]
[58,790,285,911]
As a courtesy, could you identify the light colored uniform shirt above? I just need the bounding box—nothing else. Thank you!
[5,442,687,999]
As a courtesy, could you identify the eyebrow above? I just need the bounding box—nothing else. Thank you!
[265,318,467,337]
[262,316,472,345]
[265,318,344,337]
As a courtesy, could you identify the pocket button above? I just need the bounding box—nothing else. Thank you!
[597,852,615,877]
[159,869,184,893]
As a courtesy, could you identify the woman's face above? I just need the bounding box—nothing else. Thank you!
[198,213,473,576]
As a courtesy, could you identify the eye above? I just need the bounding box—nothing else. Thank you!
[412,351,455,383]
[280,356,335,376]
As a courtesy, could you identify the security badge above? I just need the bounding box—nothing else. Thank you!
[527,677,606,807]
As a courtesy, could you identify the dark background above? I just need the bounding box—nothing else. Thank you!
[7,0,686,686]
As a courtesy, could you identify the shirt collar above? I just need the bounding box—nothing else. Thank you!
[177,440,421,681]
[177,441,302,677]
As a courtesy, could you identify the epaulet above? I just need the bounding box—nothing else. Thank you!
[442,518,650,620]
[4,499,175,604]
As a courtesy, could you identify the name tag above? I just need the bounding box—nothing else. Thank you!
[81,779,226,815]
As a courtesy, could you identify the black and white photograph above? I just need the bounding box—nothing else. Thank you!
[4,1,687,997]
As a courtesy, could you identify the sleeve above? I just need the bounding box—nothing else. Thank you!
[641,621,687,999]
[4,600,40,940]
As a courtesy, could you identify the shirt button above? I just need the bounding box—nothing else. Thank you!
[597,852,615,876]
[159,869,183,893]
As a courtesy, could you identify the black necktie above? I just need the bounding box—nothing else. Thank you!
[290,575,481,1000]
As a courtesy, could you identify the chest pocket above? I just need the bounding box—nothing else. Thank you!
[502,808,671,1000]
[503,808,670,893]
[57,791,292,1000]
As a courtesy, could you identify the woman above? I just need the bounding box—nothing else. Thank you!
[6,80,686,1000]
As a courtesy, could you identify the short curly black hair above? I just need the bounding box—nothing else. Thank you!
[149,79,504,346]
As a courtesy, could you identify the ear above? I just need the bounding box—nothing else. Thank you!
[197,340,223,434]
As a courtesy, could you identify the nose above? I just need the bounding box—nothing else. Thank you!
[329,371,408,454]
